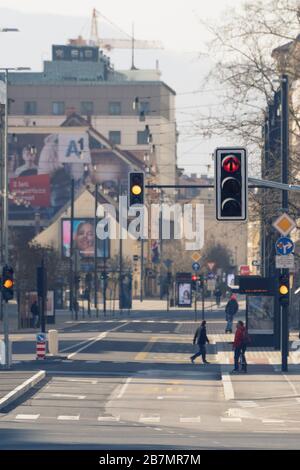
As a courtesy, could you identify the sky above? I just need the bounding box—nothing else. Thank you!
[0,0,244,176]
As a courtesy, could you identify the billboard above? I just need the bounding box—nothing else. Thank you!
[8,129,129,220]
[247,296,274,334]
[62,218,109,259]
[177,282,192,307]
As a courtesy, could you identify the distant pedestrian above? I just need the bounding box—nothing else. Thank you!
[30,300,40,328]
[225,294,239,333]
[214,288,222,307]
[232,320,250,373]
[190,320,210,364]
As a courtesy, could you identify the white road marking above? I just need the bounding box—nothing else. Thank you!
[57,415,80,421]
[220,417,242,423]
[222,372,234,401]
[262,419,285,424]
[139,414,161,423]
[97,416,120,422]
[179,416,201,423]
[85,361,101,364]
[67,322,130,359]
[51,393,86,400]
[15,414,40,420]
[236,401,258,408]
[116,377,132,399]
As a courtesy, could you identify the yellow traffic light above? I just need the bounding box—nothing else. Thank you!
[279,285,289,295]
[3,279,13,289]
[131,184,142,196]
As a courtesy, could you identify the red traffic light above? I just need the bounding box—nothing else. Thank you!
[222,155,240,173]
[191,275,197,281]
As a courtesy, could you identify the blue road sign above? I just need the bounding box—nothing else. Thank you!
[275,237,294,256]
[192,262,200,271]
[36,333,46,343]
[207,272,215,280]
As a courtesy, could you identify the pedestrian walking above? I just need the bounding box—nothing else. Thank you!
[225,294,239,333]
[231,320,250,373]
[30,300,40,328]
[190,320,210,364]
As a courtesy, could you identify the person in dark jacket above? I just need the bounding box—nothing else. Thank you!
[30,300,40,328]
[190,320,210,364]
[225,294,239,333]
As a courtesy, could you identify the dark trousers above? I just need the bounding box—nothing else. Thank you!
[191,344,206,362]
[234,346,247,370]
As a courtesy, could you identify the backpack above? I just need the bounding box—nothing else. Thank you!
[242,330,251,346]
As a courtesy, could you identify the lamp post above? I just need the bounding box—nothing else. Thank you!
[0,65,30,368]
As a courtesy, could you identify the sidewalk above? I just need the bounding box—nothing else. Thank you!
[0,370,45,411]
[215,333,300,401]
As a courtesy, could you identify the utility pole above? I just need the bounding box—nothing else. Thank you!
[94,183,98,318]
[69,178,74,316]
[281,74,289,372]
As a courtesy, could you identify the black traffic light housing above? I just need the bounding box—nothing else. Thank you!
[128,171,144,206]
[191,274,197,290]
[215,147,248,221]
[2,265,14,302]
[278,273,289,306]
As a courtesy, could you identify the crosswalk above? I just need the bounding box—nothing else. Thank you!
[7,412,299,429]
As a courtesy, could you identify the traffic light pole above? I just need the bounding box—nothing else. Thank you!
[69,178,74,317]
[3,69,10,368]
[281,74,289,372]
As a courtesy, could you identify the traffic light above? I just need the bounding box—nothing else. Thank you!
[278,273,289,305]
[191,274,197,290]
[2,265,14,302]
[128,171,144,206]
[215,147,248,221]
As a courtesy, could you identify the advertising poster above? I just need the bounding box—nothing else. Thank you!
[177,282,192,307]
[62,218,109,259]
[247,296,274,334]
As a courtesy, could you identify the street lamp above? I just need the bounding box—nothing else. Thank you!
[0,66,30,368]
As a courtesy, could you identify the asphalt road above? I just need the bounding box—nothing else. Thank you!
[1,310,300,449]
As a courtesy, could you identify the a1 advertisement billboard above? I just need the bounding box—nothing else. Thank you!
[61,218,109,259]
[177,282,192,307]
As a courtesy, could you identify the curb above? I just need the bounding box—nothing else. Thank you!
[0,370,46,411]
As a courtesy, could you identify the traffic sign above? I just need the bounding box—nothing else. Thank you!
[192,262,200,272]
[275,237,294,256]
[192,252,201,262]
[240,265,250,276]
[36,333,46,343]
[207,262,215,271]
[207,272,215,280]
[273,213,296,236]
[275,254,295,270]
[164,259,173,269]
[252,260,260,267]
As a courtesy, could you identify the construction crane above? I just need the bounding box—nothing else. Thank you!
[89,9,163,68]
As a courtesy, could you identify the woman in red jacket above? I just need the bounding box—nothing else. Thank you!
[232,320,248,373]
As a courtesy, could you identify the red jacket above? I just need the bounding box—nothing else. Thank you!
[233,326,246,349]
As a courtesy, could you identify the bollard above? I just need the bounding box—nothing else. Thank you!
[0,339,12,366]
[36,333,46,360]
[48,330,58,356]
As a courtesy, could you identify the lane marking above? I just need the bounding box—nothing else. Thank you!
[220,417,242,423]
[222,372,234,401]
[139,414,160,423]
[98,416,120,422]
[116,377,132,399]
[57,415,80,421]
[15,414,40,420]
[262,419,285,424]
[135,336,157,361]
[51,393,86,400]
[60,337,97,353]
[0,370,45,410]
[237,401,258,408]
[180,416,201,423]
[67,322,129,359]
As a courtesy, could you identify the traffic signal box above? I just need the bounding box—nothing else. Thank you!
[2,265,14,302]
[128,171,145,206]
[215,148,248,221]
[278,273,289,306]
[191,274,197,290]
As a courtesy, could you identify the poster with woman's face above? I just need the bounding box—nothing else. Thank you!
[178,282,192,307]
[62,218,109,259]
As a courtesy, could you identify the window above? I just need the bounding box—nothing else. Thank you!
[80,101,94,115]
[24,101,37,115]
[52,101,65,115]
[109,101,121,115]
[109,131,121,145]
[140,101,150,115]
[137,130,148,145]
